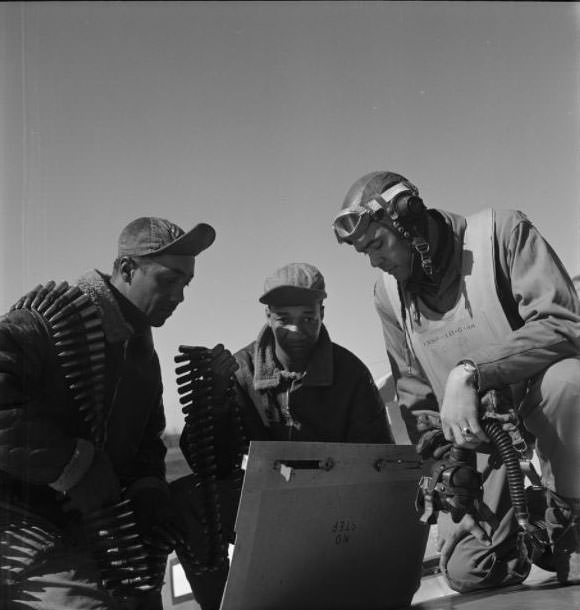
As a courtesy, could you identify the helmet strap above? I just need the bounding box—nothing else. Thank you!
[412,236,434,277]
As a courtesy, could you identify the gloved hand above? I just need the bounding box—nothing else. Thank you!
[176,344,239,416]
[127,485,187,553]
[208,343,239,403]
[63,452,122,514]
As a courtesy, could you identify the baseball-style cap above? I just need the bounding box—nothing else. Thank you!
[259,263,327,306]
[118,217,216,258]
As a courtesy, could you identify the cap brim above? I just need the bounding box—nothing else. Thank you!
[155,223,216,257]
[259,286,327,306]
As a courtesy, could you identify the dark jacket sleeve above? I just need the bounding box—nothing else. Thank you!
[0,309,78,484]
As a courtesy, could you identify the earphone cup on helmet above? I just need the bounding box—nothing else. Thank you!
[394,194,426,220]
[407,195,426,218]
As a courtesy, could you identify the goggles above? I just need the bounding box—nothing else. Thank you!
[332,182,413,244]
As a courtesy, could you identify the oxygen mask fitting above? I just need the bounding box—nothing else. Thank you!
[416,445,483,525]
[415,390,531,532]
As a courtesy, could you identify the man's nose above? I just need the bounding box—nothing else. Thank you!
[171,287,185,304]
[284,323,308,335]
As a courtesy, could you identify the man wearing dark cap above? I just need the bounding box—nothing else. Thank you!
[332,170,580,592]
[171,262,393,610]
[0,216,215,609]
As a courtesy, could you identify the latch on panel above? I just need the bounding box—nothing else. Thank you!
[274,457,335,481]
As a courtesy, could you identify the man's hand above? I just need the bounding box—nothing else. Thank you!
[64,453,122,514]
[440,365,488,448]
[177,344,238,414]
[437,513,490,572]
[209,343,239,401]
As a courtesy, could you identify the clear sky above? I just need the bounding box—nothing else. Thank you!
[1,2,579,433]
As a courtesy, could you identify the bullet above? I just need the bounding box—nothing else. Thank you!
[65,363,105,381]
[30,280,57,310]
[43,286,83,319]
[55,330,105,349]
[49,294,94,324]
[53,318,102,339]
[74,385,105,401]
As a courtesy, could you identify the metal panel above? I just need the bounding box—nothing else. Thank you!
[221,441,429,610]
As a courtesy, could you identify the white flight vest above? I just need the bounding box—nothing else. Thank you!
[381,209,513,404]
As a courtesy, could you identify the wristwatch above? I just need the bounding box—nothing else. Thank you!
[457,359,480,391]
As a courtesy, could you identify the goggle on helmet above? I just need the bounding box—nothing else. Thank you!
[332,182,425,244]
[332,180,433,277]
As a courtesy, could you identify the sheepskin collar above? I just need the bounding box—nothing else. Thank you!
[76,270,137,343]
[253,324,333,391]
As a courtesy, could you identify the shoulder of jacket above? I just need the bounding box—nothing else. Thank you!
[234,341,255,362]
[234,341,256,380]
[331,342,369,375]
[491,208,530,226]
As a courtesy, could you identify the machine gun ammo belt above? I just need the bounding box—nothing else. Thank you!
[175,345,248,573]
[84,498,166,598]
[11,280,107,447]
[0,501,62,587]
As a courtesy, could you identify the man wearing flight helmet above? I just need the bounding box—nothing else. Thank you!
[332,171,580,591]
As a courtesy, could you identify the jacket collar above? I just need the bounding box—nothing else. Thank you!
[253,324,334,391]
[76,270,136,343]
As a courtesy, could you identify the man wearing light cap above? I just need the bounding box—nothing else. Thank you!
[332,170,580,591]
[171,261,393,610]
[0,216,215,609]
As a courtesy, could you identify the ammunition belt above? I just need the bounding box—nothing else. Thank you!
[0,502,61,587]
[84,498,166,598]
[175,345,247,573]
[12,281,107,447]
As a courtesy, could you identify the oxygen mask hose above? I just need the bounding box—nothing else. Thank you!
[481,418,529,531]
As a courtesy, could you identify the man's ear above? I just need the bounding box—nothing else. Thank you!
[265,306,273,328]
[118,256,136,283]
[319,303,325,321]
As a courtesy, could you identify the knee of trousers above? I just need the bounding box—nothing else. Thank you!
[444,540,529,593]
[523,358,580,493]
[525,357,580,417]
[445,544,496,592]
